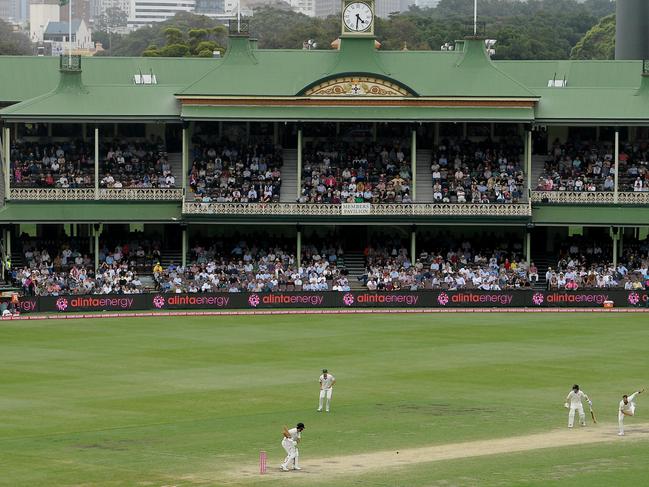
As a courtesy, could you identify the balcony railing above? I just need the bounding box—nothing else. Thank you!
[9,188,183,201]
[531,191,649,205]
[183,202,532,217]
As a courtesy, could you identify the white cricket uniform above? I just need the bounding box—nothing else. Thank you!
[281,427,301,470]
[318,374,335,412]
[566,390,589,427]
[618,392,639,434]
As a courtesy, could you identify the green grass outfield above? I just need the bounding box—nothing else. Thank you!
[1,312,648,486]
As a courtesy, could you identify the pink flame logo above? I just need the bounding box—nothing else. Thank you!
[532,293,545,306]
[56,297,68,311]
[343,293,355,306]
[628,292,640,306]
[437,292,449,306]
[248,294,260,307]
[153,295,166,309]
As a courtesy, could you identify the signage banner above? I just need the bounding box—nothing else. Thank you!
[341,203,372,215]
[15,290,647,313]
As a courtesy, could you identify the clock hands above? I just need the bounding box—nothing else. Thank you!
[355,13,366,30]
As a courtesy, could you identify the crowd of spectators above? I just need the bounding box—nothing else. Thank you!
[19,238,93,270]
[359,238,530,290]
[536,139,649,193]
[430,138,525,204]
[98,237,163,270]
[545,236,649,290]
[100,138,174,189]
[10,140,94,188]
[188,140,283,203]
[154,240,349,292]
[299,141,413,203]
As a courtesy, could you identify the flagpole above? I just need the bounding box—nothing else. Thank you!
[237,0,241,33]
[473,0,477,36]
[68,0,72,63]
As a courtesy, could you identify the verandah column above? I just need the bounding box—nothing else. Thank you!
[182,122,189,197]
[94,224,100,273]
[410,226,416,264]
[94,127,99,199]
[297,127,303,198]
[181,224,188,268]
[614,129,620,203]
[612,227,619,268]
[411,127,417,201]
[296,225,302,269]
[3,126,10,201]
[525,127,532,197]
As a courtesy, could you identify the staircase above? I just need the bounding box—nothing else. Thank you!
[414,149,433,202]
[530,155,547,190]
[342,250,367,290]
[167,152,183,189]
[280,149,298,203]
[160,249,182,269]
[530,250,552,291]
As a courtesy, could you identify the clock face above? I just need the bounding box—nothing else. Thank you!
[343,2,373,33]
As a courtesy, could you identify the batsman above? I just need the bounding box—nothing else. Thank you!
[565,384,592,428]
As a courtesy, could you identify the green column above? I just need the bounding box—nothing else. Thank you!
[296,227,302,269]
[525,231,531,266]
[614,130,619,204]
[297,128,303,198]
[94,127,99,199]
[612,229,618,268]
[410,228,416,263]
[3,126,10,201]
[181,225,188,268]
[182,125,189,197]
[94,226,100,273]
[525,129,532,196]
[411,129,417,202]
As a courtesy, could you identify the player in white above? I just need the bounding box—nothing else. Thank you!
[280,422,304,471]
[565,384,591,428]
[618,388,644,436]
[317,368,336,412]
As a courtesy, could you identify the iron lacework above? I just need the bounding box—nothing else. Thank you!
[59,55,81,72]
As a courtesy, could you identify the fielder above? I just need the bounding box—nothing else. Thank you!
[317,369,336,412]
[565,384,591,428]
[280,422,304,471]
[618,388,644,436]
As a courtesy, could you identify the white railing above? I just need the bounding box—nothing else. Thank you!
[99,188,183,201]
[9,188,183,201]
[183,202,532,217]
[10,188,96,200]
[531,191,649,205]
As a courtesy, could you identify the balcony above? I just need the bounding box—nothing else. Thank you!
[183,202,532,217]
[9,188,184,201]
[531,191,649,205]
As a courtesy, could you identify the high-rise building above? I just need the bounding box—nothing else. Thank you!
[127,0,195,27]
[290,0,315,17]
[375,0,410,18]
[414,0,438,8]
[195,0,224,15]
[314,0,339,18]
[60,0,90,23]
[29,0,59,43]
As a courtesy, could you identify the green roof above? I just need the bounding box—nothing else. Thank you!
[179,36,537,99]
[1,38,649,123]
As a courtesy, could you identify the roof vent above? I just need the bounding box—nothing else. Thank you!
[134,71,157,85]
[548,74,567,88]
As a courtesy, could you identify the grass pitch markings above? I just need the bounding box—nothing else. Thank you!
[231,423,649,482]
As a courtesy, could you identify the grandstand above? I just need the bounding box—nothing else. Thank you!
[0,19,648,303]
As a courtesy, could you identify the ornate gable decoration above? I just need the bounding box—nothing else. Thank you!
[305,76,411,97]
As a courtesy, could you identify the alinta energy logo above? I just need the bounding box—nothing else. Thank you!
[248,294,261,307]
[343,293,355,306]
[532,292,545,306]
[153,295,166,309]
[56,297,68,311]
[437,292,449,306]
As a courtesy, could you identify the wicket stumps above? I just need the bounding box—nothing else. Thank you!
[259,450,267,474]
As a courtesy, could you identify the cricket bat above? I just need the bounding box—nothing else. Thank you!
[589,406,597,424]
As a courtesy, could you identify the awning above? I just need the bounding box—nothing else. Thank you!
[181,104,535,122]
[0,202,182,223]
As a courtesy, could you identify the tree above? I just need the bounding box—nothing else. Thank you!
[94,6,129,55]
[570,14,615,60]
[0,18,32,56]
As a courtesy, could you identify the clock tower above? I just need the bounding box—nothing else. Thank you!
[341,0,375,36]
